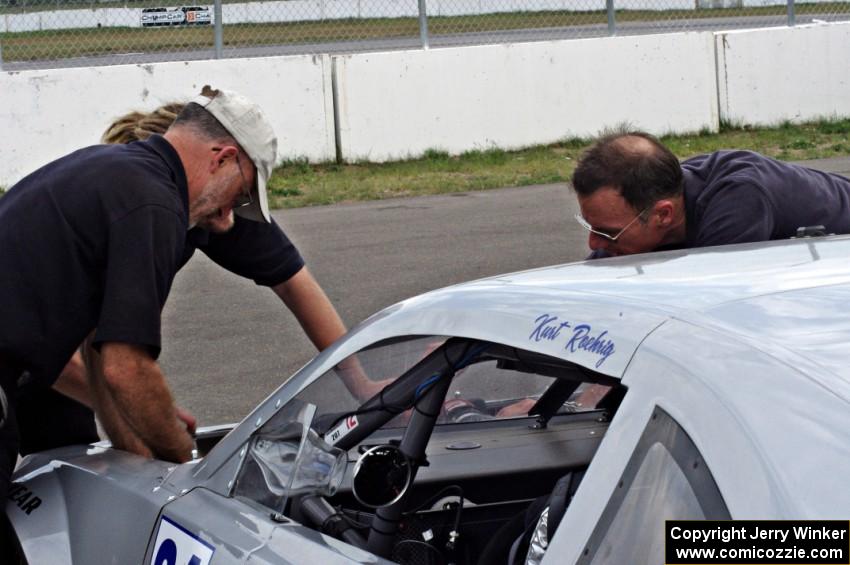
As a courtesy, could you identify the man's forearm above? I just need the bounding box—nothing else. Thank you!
[100,342,193,463]
[51,350,92,407]
[52,345,151,455]
[81,338,152,457]
[272,267,347,351]
[273,268,381,399]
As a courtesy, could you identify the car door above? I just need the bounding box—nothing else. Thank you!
[145,487,392,564]
[542,323,738,565]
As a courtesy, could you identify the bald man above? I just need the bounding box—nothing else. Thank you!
[570,131,850,258]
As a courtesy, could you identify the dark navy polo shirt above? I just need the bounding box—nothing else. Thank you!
[183,217,305,287]
[588,151,850,259]
[682,150,850,246]
[0,135,188,387]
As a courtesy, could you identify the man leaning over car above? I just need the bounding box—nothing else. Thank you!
[571,131,850,258]
[567,131,850,409]
[13,98,377,459]
[0,87,282,512]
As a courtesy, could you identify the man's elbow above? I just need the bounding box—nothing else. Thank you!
[99,342,154,389]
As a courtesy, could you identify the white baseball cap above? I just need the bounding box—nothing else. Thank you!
[191,85,277,223]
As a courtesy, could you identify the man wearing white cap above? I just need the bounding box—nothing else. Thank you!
[0,86,283,501]
[13,89,373,463]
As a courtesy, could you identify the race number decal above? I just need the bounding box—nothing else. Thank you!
[150,516,215,565]
[326,414,358,445]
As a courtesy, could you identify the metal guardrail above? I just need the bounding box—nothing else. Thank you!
[1,0,849,69]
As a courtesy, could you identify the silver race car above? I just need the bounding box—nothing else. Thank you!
[8,235,850,564]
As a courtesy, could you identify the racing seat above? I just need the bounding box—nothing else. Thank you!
[477,470,584,565]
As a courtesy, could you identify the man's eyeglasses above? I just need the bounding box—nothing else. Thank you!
[233,154,253,209]
[574,207,649,242]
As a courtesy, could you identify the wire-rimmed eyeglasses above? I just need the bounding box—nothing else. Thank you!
[573,207,649,242]
[233,154,253,209]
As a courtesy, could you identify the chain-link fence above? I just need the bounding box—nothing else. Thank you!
[1,0,849,69]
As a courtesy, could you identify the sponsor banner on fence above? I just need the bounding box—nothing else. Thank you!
[141,6,211,27]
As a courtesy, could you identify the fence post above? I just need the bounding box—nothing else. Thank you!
[214,0,223,58]
[418,0,429,49]
[0,41,4,72]
[606,0,616,36]
[786,0,795,26]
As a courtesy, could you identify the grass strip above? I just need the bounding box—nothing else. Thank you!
[2,119,849,205]
[266,119,850,208]
[2,5,849,61]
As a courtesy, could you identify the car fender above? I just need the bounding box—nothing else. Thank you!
[7,460,73,564]
[9,445,178,563]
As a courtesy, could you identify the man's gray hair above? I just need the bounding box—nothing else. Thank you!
[170,100,237,145]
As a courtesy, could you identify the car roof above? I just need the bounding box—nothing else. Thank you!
[194,235,850,515]
[354,235,850,395]
[375,235,850,517]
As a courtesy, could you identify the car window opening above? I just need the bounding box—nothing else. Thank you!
[233,335,627,565]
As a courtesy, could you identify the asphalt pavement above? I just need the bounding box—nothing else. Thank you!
[160,156,850,424]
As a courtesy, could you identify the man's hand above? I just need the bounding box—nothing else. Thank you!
[574,384,611,409]
[176,406,197,435]
[496,397,537,418]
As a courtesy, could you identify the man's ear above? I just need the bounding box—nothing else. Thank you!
[654,199,675,227]
[208,145,238,172]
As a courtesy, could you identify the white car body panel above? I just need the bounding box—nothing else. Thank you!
[10,235,850,564]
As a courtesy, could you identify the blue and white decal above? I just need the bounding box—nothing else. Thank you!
[151,515,215,565]
[529,313,616,368]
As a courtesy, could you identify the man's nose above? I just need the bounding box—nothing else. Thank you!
[588,232,609,251]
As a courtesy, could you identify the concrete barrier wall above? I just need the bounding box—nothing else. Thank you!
[717,22,850,124]
[334,34,719,162]
[0,55,335,186]
[4,23,850,187]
